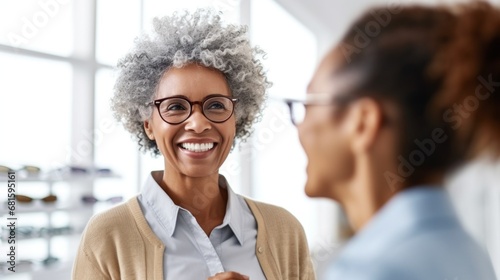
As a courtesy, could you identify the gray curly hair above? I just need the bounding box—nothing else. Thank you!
[111,9,271,156]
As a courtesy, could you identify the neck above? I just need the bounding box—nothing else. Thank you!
[154,168,227,228]
[337,159,396,232]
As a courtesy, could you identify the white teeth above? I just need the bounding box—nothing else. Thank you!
[181,143,215,153]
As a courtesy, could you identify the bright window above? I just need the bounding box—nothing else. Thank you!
[250,0,327,247]
[0,53,72,169]
[94,69,139,199]
[96,0,141,65]
[0,0,74,56]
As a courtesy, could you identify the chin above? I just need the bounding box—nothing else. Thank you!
[303,165,322,197]
[304,177,328,198]
[304,171,339,200]
[180,166,218,179]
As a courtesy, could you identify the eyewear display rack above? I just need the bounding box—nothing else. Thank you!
[0,172,121,277]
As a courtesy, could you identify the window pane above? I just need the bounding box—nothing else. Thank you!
[94,69,139,199]
[0,53,72,170]
[0,0,74,56]
[250,0,320,244]
[96,0,141,65]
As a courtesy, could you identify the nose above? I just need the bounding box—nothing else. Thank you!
[184,105,211,133]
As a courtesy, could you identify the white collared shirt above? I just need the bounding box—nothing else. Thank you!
[137,171,266,280]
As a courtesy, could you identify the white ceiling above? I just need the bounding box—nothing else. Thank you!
[273,0,398,54]
[272,0,500,55]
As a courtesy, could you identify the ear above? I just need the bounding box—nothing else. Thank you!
[144,120,155,140]
[346,98,384,153]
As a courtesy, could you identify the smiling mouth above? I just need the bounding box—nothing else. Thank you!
[179,143,217,153]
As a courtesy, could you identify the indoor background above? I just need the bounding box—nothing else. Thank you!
[0,0,499,279]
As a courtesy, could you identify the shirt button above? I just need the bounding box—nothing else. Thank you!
[258,246,264,253]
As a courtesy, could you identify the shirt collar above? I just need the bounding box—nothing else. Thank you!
[218,174,245,245]
[141,171,180,237]
[339,186,459,260]
[140,172,245,245]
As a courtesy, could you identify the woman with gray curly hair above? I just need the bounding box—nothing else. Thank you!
[72,9,315,280]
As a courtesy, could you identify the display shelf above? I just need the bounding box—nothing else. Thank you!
[0,236,78,278]
[0,172,121,183]
[1,201,86,215]
[0,200,120,215]
[0,260,74,280]
[0,171,121,279]
[0,231,83,243]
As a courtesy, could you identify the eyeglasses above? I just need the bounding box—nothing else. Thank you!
[146,94,238,125]
[284,93,355,126]
[81,195,123,204]
[1,225,73,238]
[16,194,57,203]
[0,165,41,174]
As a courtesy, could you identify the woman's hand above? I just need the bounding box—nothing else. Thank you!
[208,271,250,280]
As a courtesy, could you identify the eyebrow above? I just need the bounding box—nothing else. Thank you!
[161,93,230,99]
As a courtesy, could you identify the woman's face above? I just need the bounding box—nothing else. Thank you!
[298,50,356,198]
[144,64,236,178]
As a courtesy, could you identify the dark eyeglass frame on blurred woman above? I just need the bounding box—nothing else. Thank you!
[284,93,356,126]
[146,94,238,125]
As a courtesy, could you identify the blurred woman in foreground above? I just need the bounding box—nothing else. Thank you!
[287,1,499,279]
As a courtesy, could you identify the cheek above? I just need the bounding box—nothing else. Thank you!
[151,118,178,157]
[299,119,327,159]
[213,118,236,156]
[322,128,354,176]
[300,119,354,197]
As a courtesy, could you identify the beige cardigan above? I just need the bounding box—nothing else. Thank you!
[72,196,315,280]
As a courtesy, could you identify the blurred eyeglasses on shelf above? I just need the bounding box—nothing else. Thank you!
[81,195,123,204]
[0,165,41,176]
[0,225,73,240]
[0,165,14,174]
[54,165,113,175]
[0,164,117,181]
[16,194,57,203]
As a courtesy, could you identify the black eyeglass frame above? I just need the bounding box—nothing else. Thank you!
[146,94,238,125]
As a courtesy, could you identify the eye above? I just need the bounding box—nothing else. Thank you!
[206,101,226,110]
[159,99,189,116]
[166,103,187,111]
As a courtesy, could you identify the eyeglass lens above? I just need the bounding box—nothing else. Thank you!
[158,96,234,124]
[290,102,306,126]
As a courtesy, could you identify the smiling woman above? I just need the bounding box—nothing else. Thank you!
[144,65,237,181]
[71,9,315,280]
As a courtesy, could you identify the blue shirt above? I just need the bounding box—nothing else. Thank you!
[323,187,497,280]
[137,172,266,280]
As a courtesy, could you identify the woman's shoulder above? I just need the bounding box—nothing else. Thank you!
[242,196,304,231]
[85,199,135,231]
[80,196,147,246]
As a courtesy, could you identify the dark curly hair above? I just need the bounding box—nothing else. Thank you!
[336,1,500,185]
